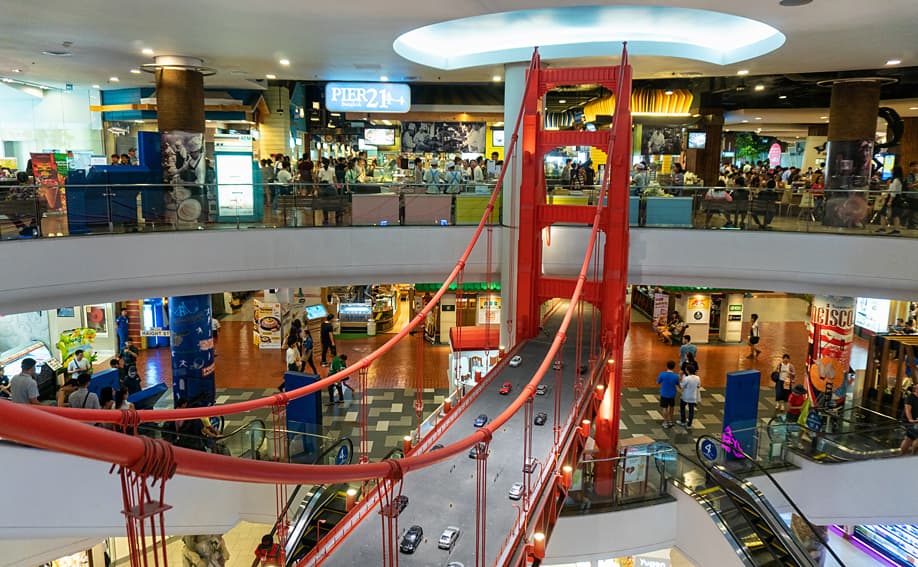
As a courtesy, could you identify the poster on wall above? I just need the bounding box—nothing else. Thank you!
[56,328,97,366]
[641,127,683,156]
[652,292,669,326]
[253,299,282,349]
[823,139,871,227]
[477,295,501,325]
[83,304,108,336]
[161,130,208,228]
[29,152,65,211]
[687,295,711,324]
[401,122,487,154]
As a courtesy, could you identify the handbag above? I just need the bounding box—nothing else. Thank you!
[770,370,781,384]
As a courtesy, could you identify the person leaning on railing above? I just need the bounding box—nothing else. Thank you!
[750,179,779,229]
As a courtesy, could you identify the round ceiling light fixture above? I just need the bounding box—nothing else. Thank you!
[141,55,216,76]
[41,50,72,57]
[394,5,785,70]
[779,0,813,6]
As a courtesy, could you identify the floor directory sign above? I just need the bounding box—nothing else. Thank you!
[215,133,260,221]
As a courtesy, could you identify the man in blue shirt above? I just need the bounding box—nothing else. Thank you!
[679,335,697,366]
[656,360,680,428]
[116,308,130,352]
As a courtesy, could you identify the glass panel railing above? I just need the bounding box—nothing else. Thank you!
[2,180,908,241]
[0,181,501,240]
[767,405,905,462]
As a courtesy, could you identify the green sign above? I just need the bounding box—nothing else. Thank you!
[728,304,743,312]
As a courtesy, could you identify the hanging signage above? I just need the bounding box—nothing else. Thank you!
[652,293,669,326]
[477,295,501,325]
[325,82,411,113]
[768,142,782,167]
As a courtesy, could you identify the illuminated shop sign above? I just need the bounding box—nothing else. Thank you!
[325,82,411,113]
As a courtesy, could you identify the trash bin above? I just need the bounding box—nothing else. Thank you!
[367,320,377,336]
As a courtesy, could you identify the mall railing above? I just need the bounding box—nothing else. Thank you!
[2,179,908,241]
[767,405,905,462]
[0,180,501,239]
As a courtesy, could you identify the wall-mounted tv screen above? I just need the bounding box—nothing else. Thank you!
[364,128,395,146]
[491,129,505,147]
[305,304,329,320]
[687,131,707,149]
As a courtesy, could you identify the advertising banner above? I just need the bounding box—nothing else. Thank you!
[477,295,501,325]
[161,130,208,228]
[641,126,683,156]
[823,139,871,227]
[253,299,282,349]
[30,152,65,211]
[768,142,782,167]
[402,122,486,154]
[652,292,669,326]
[169,295,216,405]
[56,328,97,367]
[325,82,411,113]
[807,296,855,408]
[686,294,711,324]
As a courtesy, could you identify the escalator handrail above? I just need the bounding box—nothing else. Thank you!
[766,414,905,461]
[713,464,824,567]
[695,435,846,567]
[138,417,268,457]
[668,477,759,567]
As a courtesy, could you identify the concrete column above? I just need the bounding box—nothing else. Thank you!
[823,79,885,227]
[153,59,215,406]
[499,63,527,350]
[684,94,723,186]
[896,117,918,168]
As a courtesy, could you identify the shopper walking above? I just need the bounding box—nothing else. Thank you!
[285,336,301,372]
[67,349,92,379]
[679,334,697,366]
[678,369,702,428]
[331,353,353,399]
[900,383,918,455]
[68,373,101,409]
[301,327,319,374]
[747,313,761,359]
[116,308,130,352]
[320,314,336,366]
[773,354,796,413]
[656,360,680,428]
[9,357,41,405]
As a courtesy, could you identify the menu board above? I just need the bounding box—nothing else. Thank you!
[364,128,395,146]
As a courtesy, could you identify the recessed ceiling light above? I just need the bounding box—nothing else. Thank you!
[778,95,787,99]
[737,69,749,75]
[92,84,100,89]
[265,73,276,79]
[379,75,388,82]
[558,99,567,104]
[886,59,902,66]
[330,112,341,117]
[279,58,290,66]
[129,68,141,74]
[109,76,119,82]
[819,115,828,119]
[142,48,154,56]
[11,68,21,73]
[492,75,502,82]
[755,117,763,120]
[754,84,765,91]
[741,119,749,123]
[910,106,918,110]
[41,50,72,57]
[664,90,674,95]
[309,116,319,122]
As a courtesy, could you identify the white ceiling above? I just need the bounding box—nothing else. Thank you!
[1,0,916,90]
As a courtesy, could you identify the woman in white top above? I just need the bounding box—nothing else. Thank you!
[747,313,761,359]
[285,337,301,372]
[881,165,905,234]
[774,353,796,412]
[679,371,702,428]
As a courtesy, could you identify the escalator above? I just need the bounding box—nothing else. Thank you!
[681,437,845,566]
[282,444,403,565]
[767,405,904,462]
[138,417,268,458]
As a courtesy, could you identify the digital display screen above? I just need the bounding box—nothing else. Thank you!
[305,304,329,320]
[365,128,395,146]
[492,129,505,147]
[216,154,254,217]
[855,297,891,333]
[687,131,707,149]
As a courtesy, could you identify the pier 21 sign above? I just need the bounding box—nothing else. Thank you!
[325,82,411,113]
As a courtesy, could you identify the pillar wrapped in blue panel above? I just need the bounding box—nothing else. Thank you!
[283,371,324,463]
[723,369,760,460]
[169,295,215,406]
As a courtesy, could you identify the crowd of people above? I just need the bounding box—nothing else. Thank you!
[283,314,354,405]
